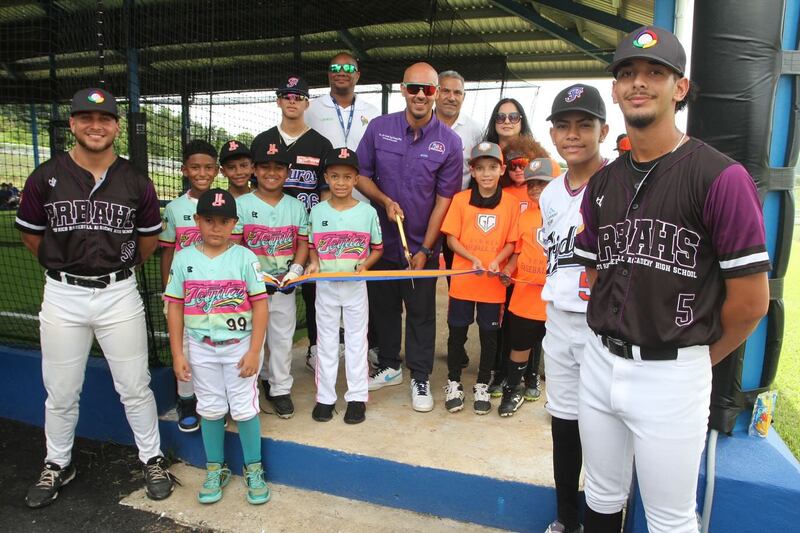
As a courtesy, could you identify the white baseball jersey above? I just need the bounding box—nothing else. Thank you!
[539,171,593,312]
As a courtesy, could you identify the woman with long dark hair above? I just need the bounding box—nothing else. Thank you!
[483,98,534,149]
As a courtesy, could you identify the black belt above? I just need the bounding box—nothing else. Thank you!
[46,268,133,289]
[600,335,678,361]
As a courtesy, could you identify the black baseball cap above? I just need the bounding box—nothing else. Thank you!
[324,147,360,172]
[219,139,252,164]
[250,135,292,165]
[276,75,309,97]
[547,84,606,122]
[196,188,238,219]
[70,88,118,119]
[607,26,686,77]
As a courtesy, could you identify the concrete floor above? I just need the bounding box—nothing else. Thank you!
[245,278,555,487]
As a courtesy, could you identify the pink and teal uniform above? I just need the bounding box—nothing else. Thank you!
[159,193,203,250]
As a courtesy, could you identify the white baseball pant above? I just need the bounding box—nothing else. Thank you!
[579,333,711,533]
[39,276,162,467]
[176,333,195,398]
[314,281,368,404]
[187,335,262,421]
[258,290,297,395]
[542,303,592,420]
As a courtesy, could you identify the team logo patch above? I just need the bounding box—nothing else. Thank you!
[48,177,57,187]
[565,86,584,103]
[633,30,658,49]
[529,160,541,171]
[120,240,135,262]
[338,148,350,159]
[478,142,492,152]
[287,77,299,87]
[476,214,497,233]
[361,115,369,126]
[296,156,320,166]
[87,91,105,104]
[428,141,445,154]
[228,140,239,151]
[267,143,278,155]
[212,193,226,206]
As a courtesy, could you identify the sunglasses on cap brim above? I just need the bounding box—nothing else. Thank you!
[330,63,358,73]
[495,112,522,124]
[278,93,308,102]
[402,83,437,97]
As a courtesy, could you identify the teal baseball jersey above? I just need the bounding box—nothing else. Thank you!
[159,193,201,251]
[235,192,309,276]
[164,244,268,343]
[308,200,383,273]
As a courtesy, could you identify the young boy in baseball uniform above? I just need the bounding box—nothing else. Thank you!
[539,83,609,533]
[306,147,383,424]
[236,138,309,420]
[160,140,220,433]
[440,142,520,415]
[497,158,556,417]
[219,139,254,198]
[165,188,270,505]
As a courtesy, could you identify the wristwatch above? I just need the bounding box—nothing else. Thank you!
[418,246,434,259]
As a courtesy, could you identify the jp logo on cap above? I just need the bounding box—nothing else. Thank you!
[219,138,252,164]
[547,84,606,122]
[196,188,238,219]
[324,147,360,172]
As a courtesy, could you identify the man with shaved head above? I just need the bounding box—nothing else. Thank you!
[356,62,463,412]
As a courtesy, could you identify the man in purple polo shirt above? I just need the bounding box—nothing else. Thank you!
[356,62,463,412]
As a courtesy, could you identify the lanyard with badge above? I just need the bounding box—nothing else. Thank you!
[331,95,355,144]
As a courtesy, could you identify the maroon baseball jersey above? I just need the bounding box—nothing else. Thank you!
[15,152,162,276]
[574,138,770,348]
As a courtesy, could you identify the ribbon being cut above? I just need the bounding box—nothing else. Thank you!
[262,268,526,289]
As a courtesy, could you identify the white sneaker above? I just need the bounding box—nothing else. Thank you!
[411,379,434,412]
[368,366,403,391]
[304,345,317,373]
[443,380,464,413]
[473,383,492,415]
[367,347,380,367]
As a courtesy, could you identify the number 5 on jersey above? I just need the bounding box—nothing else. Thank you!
[578,271,591,301]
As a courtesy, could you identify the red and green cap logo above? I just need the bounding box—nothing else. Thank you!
[632,30,658,49]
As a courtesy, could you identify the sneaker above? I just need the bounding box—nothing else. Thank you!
[499,386,525,417]
[368,366,403,391]
[443,380,465,412]
[524,374,542,402]
[344,401,366,424]
[25,462,76,509]
[473,383,492,415]
[544,520,584,533]
[305,345,318,373]
[487,375,504,398]
[411,379,434,412]
[197,463,231,504]
[176,396,200,433]
[142,456,177,501]
[368,347,380,367]
[312,402,336,422]
[243,463,271,505]
[268,394,295,419]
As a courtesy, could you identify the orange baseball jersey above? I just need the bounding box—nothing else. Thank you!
[509,202,548,321]
[503,184,531,214]
[441,189,520,303]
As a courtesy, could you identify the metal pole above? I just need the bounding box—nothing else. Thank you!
[381,83,390,115]
[29,104,40,168]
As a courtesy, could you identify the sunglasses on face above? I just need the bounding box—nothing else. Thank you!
[330,63,358,74]
[495,112,522,124]
[508,157,530,171]
[278,93,308,102]
[402,83,437,97]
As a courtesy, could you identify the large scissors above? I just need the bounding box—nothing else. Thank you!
[395,213,415,289]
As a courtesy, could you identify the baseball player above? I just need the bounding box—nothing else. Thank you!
[16,88,175,508]
[250,75,333,372]
[306,147,383,424]
[440,142,519,415]
[498,158,556,417]
[236,138,309,419]
[539,83,608,533]
[574,27,770,533]
[159,139,220,433]
[165,188,270,505]
[219,139,254,198]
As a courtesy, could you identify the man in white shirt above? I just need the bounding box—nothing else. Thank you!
[307,52,380,203]
[434,70,483,191]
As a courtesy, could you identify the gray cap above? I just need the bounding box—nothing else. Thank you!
[607,26,686,77]
[70,88,118,119]
[523,158,559,183]
[468,141,504,165]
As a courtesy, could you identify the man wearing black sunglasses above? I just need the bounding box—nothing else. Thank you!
[356,62,463,412]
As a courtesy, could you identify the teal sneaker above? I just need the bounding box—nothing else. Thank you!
[197,463,231,504]
[243,463,271,505]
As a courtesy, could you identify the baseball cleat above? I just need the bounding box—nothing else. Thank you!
[473,383,492,415]
[25,462,76,509]
[544,520,583,533]
[499,385,525,416]
[197,463,231,504]
[487,375,504,398]
[344,401,366,424]
[243,463,271,505]
[444,380,465,412]
[267,394,295,419]
[143,456,177,501]
[176,395,200,432]
[524,374,542,401]
[312,402,335,422]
